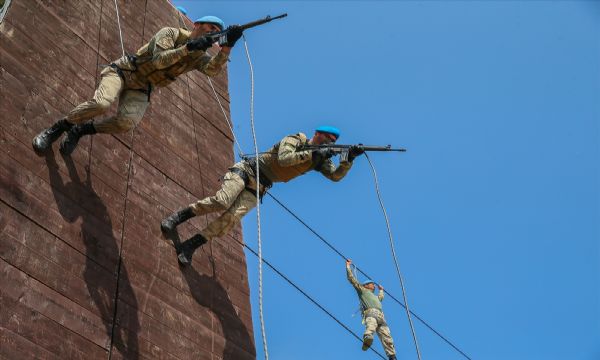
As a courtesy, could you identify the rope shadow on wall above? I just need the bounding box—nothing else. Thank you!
[44,151,140,358]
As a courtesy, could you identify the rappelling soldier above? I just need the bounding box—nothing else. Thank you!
[32,16,242,155]
[161,126,365,264]
[346,259,397,360]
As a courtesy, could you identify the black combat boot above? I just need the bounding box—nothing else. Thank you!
[59,122,97,156]
[388,355,397,360]
[160,207,196,234]
[177,233,207,265]
[362,334,373,351]
[32,119,73,154]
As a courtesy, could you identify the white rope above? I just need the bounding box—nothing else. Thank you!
[112,0,126,57]
[364,153,422,360]
[243,35,270,360]
[207,77,245,156]
[199,29,269,359]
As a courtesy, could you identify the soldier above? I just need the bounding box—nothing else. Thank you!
[161,126,365,264]
[346,259,397,360]
[32,16,242,155]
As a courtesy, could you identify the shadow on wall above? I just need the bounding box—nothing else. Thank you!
[167,230,255,360]
[44,150,140,359]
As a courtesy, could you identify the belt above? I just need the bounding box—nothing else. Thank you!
[363,308,387,325]
[109,62,153,102]
[244,158,273,189]
[229,165,271,203]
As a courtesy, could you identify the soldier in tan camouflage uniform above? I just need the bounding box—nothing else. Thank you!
[346,259,397,360]
[32,16,242,155]
[161,126,365,265]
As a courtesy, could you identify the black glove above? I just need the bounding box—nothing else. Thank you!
[186,36,213,52]
[312,147,335,162]
[348,145,365,162]
[224,25,243,47]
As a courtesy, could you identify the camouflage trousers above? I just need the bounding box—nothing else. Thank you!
[190,162,264,241]
[66,65,149,134]
[364,308,396,356]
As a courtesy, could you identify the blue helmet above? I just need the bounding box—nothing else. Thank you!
[315,125,340,140]
[194,15,225,31]
[175,6,188,15]
[362,279,376,286]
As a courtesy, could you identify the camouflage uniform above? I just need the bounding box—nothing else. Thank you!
[190,133,353,241]
[67,27,228,133]
[347,266,396,357]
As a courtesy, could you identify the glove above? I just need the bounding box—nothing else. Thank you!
[312,147,335,162]
[348,145,365,162]
[224,25,243,47]
[186,36,213,52]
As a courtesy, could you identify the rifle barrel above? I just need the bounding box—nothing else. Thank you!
[303,144,407,152]
[240,13,288,30]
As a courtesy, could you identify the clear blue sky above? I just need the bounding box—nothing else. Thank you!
[175,1,599,359]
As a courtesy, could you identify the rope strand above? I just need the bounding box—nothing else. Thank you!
[112,0,126,57]
[360,154,422,359]
[242,35,270,360]
[207,77,245,156]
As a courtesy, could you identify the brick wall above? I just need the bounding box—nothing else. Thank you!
[0,0,255,359]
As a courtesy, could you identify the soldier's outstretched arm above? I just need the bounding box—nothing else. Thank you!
[346,259,361,290]
[319,158,353,182]
[378,285,385,301]
[277,134,312,167]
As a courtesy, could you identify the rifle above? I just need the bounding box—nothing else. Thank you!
[205,13,288,46]
[301,144,406,162]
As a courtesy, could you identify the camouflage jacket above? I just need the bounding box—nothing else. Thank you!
[112,27,228,89]
[256,133,353,183]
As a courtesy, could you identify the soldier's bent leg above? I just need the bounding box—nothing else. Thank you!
[189,171,247,216]
[178,190,256,264]
[61,89,149,155]
[66,68,123,124]
[93,89,149,134]
[200,190,257,241]
[176,233,208,265]
[362,317,377,351]
[161,207,196,234]
[59,122,97,155]
[162,170,246,237]
[376,325,396,358]
[33,68,122,154]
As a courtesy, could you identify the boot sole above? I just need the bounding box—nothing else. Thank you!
[362,336,373,351]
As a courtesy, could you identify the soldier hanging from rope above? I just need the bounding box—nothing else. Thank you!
[32,16,242,155]
[161,126,365,265]
[346,259,397,360]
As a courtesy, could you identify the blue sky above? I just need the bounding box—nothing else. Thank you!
[174,1,598,359]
